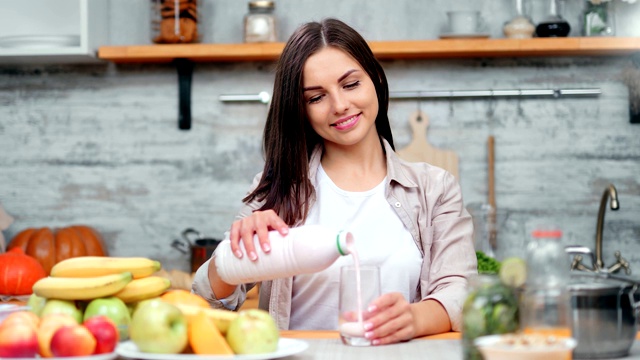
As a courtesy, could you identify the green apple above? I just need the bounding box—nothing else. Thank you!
[226,309,279,354]
[129,299,188,354]
[84,297,131,341]
[40,299,83,324]
[26,294,47,317]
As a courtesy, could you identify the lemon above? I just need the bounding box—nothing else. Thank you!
[499,257,527,287]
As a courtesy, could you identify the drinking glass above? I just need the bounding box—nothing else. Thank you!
[338,265,380,346]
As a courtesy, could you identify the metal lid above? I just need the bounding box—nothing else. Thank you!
[569,273,635,295]
[249,1,275,9]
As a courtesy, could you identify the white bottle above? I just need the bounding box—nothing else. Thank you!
[214,224,354,285]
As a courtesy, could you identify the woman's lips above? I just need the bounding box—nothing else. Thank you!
[332,113,360,130]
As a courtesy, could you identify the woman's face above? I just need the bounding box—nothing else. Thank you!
[302,47,379,148]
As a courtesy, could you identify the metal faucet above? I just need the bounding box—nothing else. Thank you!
[569,184,631,274]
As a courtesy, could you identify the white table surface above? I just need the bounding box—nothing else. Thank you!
[283,338,640,360]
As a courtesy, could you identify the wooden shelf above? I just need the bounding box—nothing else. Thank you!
[98,37,640,63]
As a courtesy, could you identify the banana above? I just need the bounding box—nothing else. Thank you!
[50,256,161,279]
[114,276,171,303]
[174,303,238,335]
[32,272,133,300]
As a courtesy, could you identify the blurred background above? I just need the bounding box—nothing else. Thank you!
[0,0,639,273]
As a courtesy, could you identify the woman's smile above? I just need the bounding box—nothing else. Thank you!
[332,113,361,130]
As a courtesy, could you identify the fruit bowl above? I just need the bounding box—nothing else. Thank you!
[474,334,577,360]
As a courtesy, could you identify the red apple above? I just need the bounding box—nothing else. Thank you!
[50,325,96,357]
[0,321,39,358]
[83,315,119,354]
[37,313,79,358]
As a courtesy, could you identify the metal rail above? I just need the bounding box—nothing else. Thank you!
[218,88,601,103]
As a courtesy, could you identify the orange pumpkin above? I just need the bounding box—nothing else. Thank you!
[0,247,47,295]
[7,225,107,274]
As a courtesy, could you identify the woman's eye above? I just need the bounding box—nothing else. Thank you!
[345,80,360,89]
[308,95,322,104]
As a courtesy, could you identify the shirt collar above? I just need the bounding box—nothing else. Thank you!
[308,138,419,189]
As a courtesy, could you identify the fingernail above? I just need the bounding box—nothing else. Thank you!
[281,228,289,235]
[249,252,258,261]
[363,322,373,331]
[364,331,374,339]
[235,250,243,258]
[372,339,380,346]
[262,243,271,252]
[367,305,377,312]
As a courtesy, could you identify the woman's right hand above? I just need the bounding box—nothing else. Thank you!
[229,209,289,261]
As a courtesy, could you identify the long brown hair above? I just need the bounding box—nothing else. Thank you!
[243,18,394,225]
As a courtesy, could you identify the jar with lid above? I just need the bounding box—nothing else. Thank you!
[520,228,572,337]
[462,274,519,360]
[150,0,201,44]
[243,1,278,43]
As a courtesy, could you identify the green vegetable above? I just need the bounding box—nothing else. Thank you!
[476,251,501,274]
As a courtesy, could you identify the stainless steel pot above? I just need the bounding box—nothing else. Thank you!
[569,273,640,359]
[171,228,222,273]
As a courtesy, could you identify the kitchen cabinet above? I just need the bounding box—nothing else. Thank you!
[0,0,109,64]
[98,37,640,63]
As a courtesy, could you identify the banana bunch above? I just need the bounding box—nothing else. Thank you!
[32,256,171,302]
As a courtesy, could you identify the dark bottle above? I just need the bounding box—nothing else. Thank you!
[536,0,571,37]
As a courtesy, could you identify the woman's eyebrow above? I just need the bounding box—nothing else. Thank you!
[303,69,359,92]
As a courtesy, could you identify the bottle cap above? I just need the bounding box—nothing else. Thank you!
[336,231,354,256]
[531,229,562,238]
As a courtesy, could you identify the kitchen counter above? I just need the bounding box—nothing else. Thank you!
[280,331,640,360]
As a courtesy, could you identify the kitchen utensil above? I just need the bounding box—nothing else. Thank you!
[568,273,640,359]
[397,110,460,179]
[171,228,222,273]
[487,136,497,251]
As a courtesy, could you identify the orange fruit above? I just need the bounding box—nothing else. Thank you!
[160,289,209,308]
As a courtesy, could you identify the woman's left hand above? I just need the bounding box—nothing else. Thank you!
[362,292,417,345]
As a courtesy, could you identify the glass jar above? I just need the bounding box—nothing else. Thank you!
[535,0,571,37]
[243,1,277,43]
[521,229,572,338]
[582,0,615,36]
[151,0,201,44]
[503,0,535,39]
[462,274,520,360]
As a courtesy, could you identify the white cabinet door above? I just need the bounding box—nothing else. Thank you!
[0,0,109,64]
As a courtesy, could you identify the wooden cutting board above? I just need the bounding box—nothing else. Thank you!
[396,110,460,179]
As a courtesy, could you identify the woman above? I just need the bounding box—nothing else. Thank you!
[193,18,477,345]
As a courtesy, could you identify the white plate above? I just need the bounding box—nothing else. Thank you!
[0,35,80,49]
[117,338,309,360]
[0,303,31,322]
[439,32,490,39]
[0,294,31,302]
[0,352,117,360]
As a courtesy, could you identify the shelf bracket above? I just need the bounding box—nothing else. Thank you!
[175,58,195,130]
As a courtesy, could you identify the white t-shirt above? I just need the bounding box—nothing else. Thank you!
[289,165,422,330]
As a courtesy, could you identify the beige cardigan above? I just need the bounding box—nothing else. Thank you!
[193,139,477,332]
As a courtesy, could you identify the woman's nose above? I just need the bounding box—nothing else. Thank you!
[332,93,349,114]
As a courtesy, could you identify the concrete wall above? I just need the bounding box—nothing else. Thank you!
[1,0,639,273]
